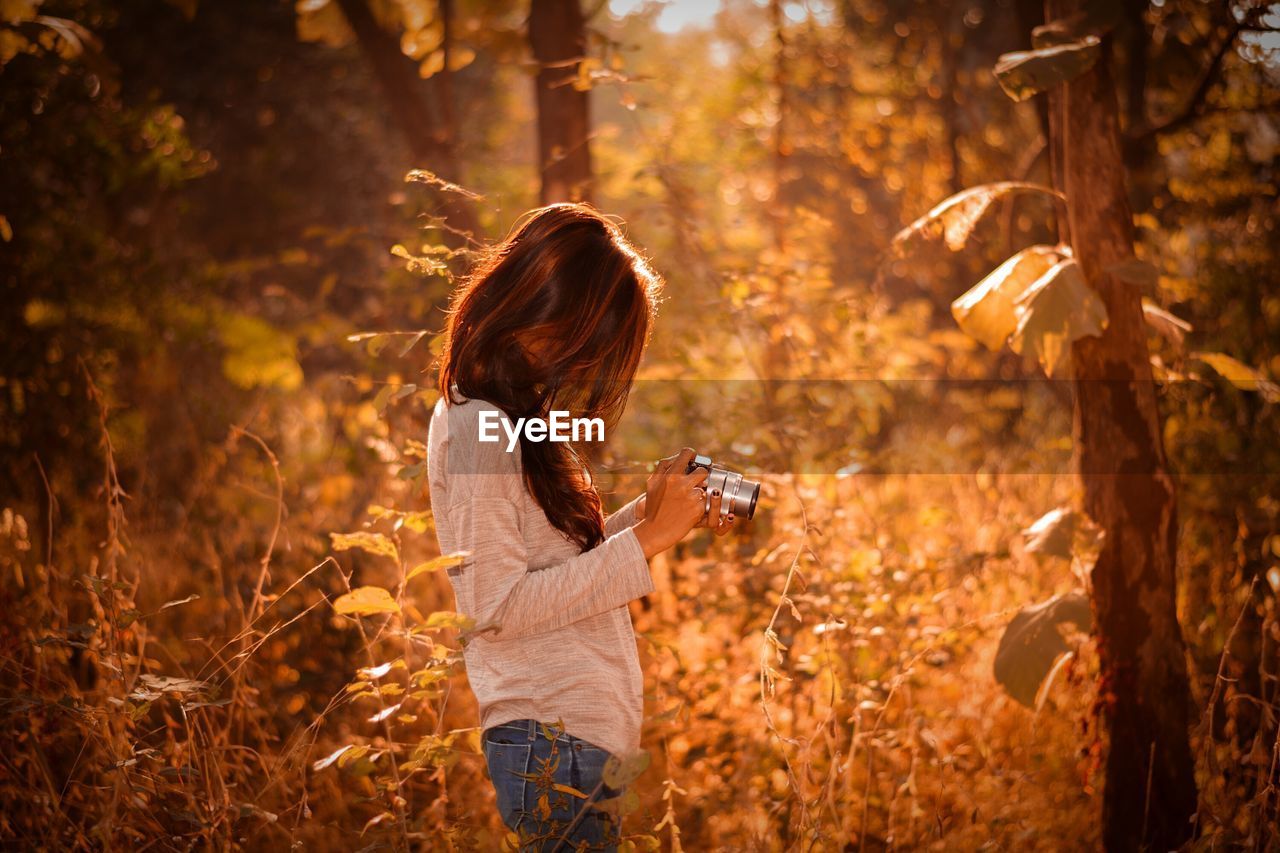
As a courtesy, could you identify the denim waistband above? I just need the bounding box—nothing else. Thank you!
[486,718,608,751]
[487,718,539,741]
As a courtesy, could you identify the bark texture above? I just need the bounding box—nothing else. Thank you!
[529,0,593,204]
[1046,1,1198,848]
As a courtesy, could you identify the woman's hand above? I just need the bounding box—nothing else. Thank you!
[641,448,681,521]
[699,485,737,537]
[632,448,710,559]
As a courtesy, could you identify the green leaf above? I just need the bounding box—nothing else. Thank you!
[952,245,1065,351]
[406,551,470,582]
[993,37,1101,102]
[333,586,401,617]
[330,531,400,562]
[890,183,1063,257]
[1193,352,1280,402]
[1008,258,1108,377]
[993,592,1091,707]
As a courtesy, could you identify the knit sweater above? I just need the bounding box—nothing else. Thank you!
[426,394,653,758]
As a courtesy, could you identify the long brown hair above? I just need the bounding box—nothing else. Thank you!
[437,203,663,550]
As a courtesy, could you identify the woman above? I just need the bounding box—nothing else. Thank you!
[426,203,736,849]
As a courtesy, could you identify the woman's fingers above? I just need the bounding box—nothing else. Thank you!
[714,512,735,537]
[699,486,723,528]
[683,465,708,487]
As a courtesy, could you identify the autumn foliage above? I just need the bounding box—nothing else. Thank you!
[2,0,1279,850]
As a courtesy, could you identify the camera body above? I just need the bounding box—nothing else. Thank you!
[685,454,761,521]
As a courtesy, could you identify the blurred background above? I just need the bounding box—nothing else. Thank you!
[1,0,1278,848]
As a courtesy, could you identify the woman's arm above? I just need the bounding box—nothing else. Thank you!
[603,493,646,537]
[450,494,654,641]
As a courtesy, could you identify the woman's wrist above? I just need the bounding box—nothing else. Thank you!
[631,519,665,560]
[635,494,646,521]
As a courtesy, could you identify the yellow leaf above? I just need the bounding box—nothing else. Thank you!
[406,551,470,582]
[421,610,476,632]
[1193,352,1280,401]
[891,182,1062,257]
[1008,258,1108,377]
[994,37,1101,102]
[330,531,399,562]
[418,49,444,78]
[603,750,650,788]
[216,311,303,391]
[333,586,400,617]
[553,783,588,798]
[312,743,359,771]
[448,46,475,71]
[952,245,1064,351]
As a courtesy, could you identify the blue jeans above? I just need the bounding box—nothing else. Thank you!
[483,719,623,851]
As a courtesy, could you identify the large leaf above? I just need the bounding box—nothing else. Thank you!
[603,749,651,788]
[994,37,1101,102]
[890,183,1063,257]
[994,592,1091,707]
[1008,258,1108,377]
[951,245,1065,351]
[333,586,401,617]
[1192,352,1280,402]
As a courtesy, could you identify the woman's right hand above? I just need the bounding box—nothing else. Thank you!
[633,448,708,560]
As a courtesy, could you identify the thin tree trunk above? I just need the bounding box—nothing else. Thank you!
[334,0,479,238]
[1045,1,1198,849]
[529,0,592,204]
[769,0,788,251]
[941,10,963,195]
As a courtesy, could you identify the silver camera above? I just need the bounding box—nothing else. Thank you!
[686,454,760,521]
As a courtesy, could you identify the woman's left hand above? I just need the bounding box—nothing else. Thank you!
[639,450,735,536]
[699,486,736,536]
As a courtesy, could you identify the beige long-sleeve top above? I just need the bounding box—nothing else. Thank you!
[426,394,653,758]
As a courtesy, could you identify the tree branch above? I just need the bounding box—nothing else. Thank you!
[1129,7,1265,145]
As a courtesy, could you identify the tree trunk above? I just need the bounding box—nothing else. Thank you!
[529,0,592,204]
[334,0,479,238]
[1046,1,1198,849]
